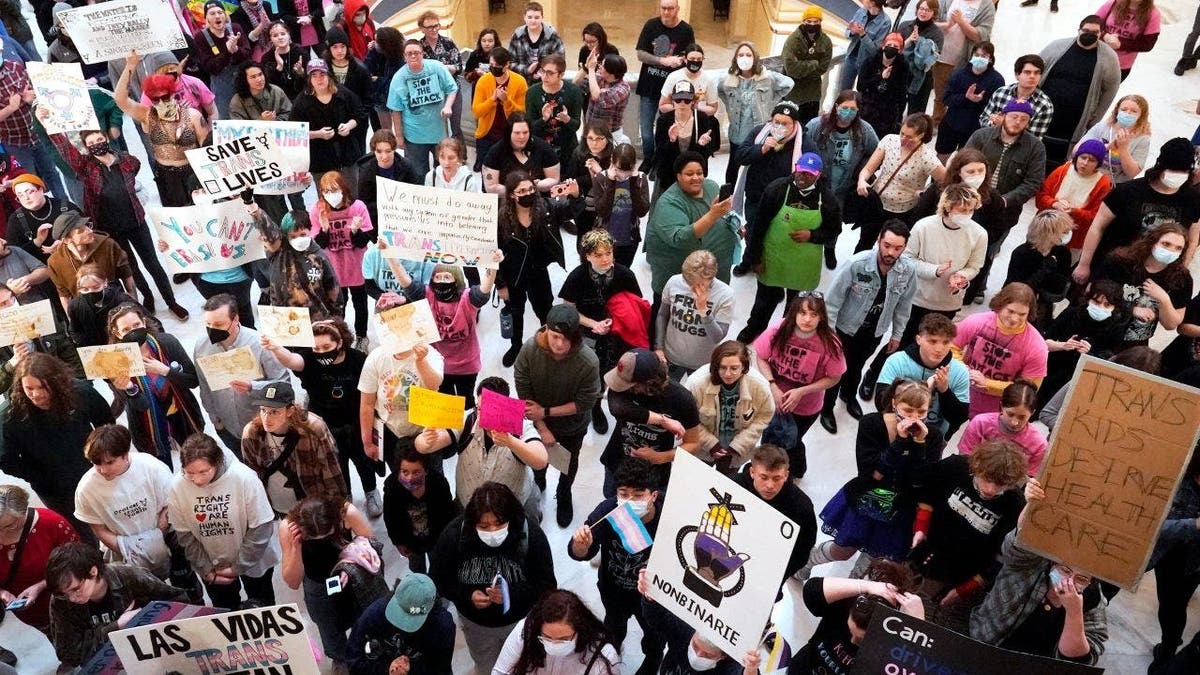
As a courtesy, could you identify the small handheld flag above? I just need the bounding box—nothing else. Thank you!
[600,501,654,554]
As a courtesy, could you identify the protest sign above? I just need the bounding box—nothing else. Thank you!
[28,62,100,133]
[377,299,442,353]
[408,387,466,429]
[479,387,525,434]
[187,133,297,200]
[644,451,798,656]
[109,603,319,674]
[852,605,1101,675]
[56,0,187,65]
[196,346,264,391]
[1017,356,1200,589]
[149,201,266,274]
[78,343,147,381]
[259,306,315,348]
[375,177,500,269]
[0,299,56,348]
[213,121,310,194]
[81,602,224,674]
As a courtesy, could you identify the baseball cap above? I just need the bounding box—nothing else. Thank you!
[604,349,662,392]
[671,80,696,102]
[385,574,437,632]
[249,382,295,408]
[795,152,823,175]
[307,59,329,76]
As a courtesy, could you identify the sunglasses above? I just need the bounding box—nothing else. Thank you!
[796,290,824,300]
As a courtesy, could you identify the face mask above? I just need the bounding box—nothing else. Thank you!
[81,290,102,305]
[736,55,754,71]
[399,475,425,491]
[539,637,576,657]
[618,497,650,518]
[121,327,149,345]
[353,13,367,26]
[324,191,343,208]
[314,350,339,367]
[685,60,703,73]
[1078,32,1099,47]
[1060,231,1073,246]
[207,326,231,344]
[87,141,111,156]
[949,213,973,227]
[1160,171,1191,189]
[802,24,820,36]
[687,643,721,671]
[1152,245,1181,265]
[962,174,986,189]
[431,281,458,302]
[969,56,990,71]
[1086,303,1112,322]
[477,525,509,547]
[836,107,857,122]
[516,193,538,208]
[490,65,505,77]
[882,46,899,58]
[290,236,312,252]
[770,122,790,139]
[1115,111,1137,128]
[153,100,178,119]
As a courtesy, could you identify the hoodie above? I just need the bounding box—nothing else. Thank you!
[877,342,970,435]
[513,330,600,439]
[338,0,375,61]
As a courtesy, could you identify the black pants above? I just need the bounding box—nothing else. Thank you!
[338,284,369,336]
[532,429,585,496]
[825,327,883,412]
[864,306,958,388]
[504,267,554,349]
[441,372,479,410]
[725,141,745,184]
[855,207,918,253]
[1154,547,1200,650]
[614,243,637,269]
[193,276,256,330]
[796,100,821,126]
[965,227,1013,303]
[204,568,276,611]
[788,412,820,479]
[603,588,665,673]
[737,282,800,345]
[1185,4,1200,62]
[648,292,663,348]
[112,226,177,310]
[153,164,200,208]
[330,421,383,493]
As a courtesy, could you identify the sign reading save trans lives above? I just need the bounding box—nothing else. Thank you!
[643,451,798,656]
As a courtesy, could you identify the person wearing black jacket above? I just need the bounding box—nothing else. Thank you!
[0,286,84,391]
[6,174,80,263]
[429,481,555,675]
[653,80,720,198]
[354,129,420,227]
[857,33,913,138]
[736,156,841,344]
[276,0,327,51]
[1004,209,1074,328]
[346,574,456,675]
[383,443,456,574]
[1038,279,1127,401]
[291,58,368,181]
[730,101,805,277]
[733,445,817,582]
[323,25,376,139]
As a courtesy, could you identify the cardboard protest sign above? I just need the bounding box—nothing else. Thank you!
[376,177,500,269]
[187,133,297,200]
[28,62,100,133]
[479,387,525,434]
[852,605,1102,675]
[1017,356,1200,589]
[0,299,56,348]
[259,306,315,348]
[644,451,799,656]
[78,343,147,381]
[196,346,264,391]
[109,603,319,673]
[56,0,187,65]
[213,121,310,194]
[377,299,442,353]
[81,601,224,673]
[149,201,267,274]
[408,386,466,429]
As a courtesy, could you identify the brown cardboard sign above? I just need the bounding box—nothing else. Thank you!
[1017,356,1200,588]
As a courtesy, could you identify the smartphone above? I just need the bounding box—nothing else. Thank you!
[325,576,342,595]
[240,189,254,205]
[718,183,734,201]
[5,598,28,611]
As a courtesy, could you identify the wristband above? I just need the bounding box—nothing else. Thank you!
[913,507,932,535]
[543,406,551,419]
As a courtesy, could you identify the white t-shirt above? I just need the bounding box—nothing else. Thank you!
[493,618,622,674]
[357,347,445,437]
[75,452,172,536]
[168,456,280,577]
[660,69,720,110]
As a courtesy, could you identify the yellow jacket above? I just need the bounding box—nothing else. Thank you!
[471,72,528,139]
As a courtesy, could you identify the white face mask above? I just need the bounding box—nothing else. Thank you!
[1152,245,1181,265]
[324,191,344,208]
[289,236,311,251]
[687,643,721,671]
[1060,231,1073,246]
[539,636,576,657]
[961,174,986,189]
[477,525,509,547]
[948,213,973,227]
[1161,171,1191,189]
[617,497,650,518]
[736,55,754,72]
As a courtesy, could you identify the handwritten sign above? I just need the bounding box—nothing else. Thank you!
[375,177,500,269]
[377,299,441,353]
[853,605,1102,675]
[259,306,315,348]
[186,132,296,200]
[0,299,56,348]
[77,343,147,380]
[109,603,319,673]
[644,451,798,656]
[28,62,100,133]
[1017,356,1200,589]
[56,0,187,65]
[212,120,310,194]
[196,346,264,391]
[148,201,266,274]
[408,386,466,429]
[479,387,525,434]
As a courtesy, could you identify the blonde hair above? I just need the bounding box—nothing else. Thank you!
[891,379,933,410]
[1107,94,1151,136]
[1026,209,1073,255]
[937,184,981,215]
[681,250,717,285]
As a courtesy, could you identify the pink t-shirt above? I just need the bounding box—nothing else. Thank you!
[953,311,1048,417]
[753,321,847,417]
[957,412,1048,475]
[1098,0,1162,70]
[427,287,482,375]
[139,74,216,114]
[308,199,373,287]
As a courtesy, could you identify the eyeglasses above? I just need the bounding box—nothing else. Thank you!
[422,23,440,30]
[541,69,561,76]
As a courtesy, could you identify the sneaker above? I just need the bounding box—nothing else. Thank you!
[502,345,520,367]
[172,273,191,285]
[556,493,573,528]
[857,379,875,402]
[1176,58,1196,76]
[819,410,837,434]
[168,303,190,321]
[1019,0,1037,5]
[364,489,383,518]
[1049,0,1058,10]
[356,335,371,353]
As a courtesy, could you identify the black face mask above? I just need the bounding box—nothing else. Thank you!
[802,24,820,36]
[516,193,537,208]
[685,60,702,73]
[314,350,339,367]
[121,327,149,345]
[1078,32,1100,47]
[489,65,505,77]
[207,326,231,344]
[87,142,111,156]
[81,290,103,305]
[431,281,459,302]
[883,46,900,58]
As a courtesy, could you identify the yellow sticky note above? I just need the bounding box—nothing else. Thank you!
[407,386,466,430]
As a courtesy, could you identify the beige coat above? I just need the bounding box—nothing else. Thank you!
[684,365,775,463]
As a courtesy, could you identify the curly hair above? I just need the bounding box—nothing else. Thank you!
[512,590,617,674]
[312,316,355,347]
[968,438,1029,488]
[106,302,156,343]
[9,352,78,422]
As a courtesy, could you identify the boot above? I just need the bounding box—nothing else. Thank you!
[795,540,838,581]
[502,344,520,367]
[824,246,837,270]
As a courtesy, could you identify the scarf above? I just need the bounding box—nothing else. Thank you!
[1054,166,1102,209]
[131,335,203,464]
[732,121,804,214]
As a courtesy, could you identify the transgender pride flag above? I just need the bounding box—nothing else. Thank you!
[603,502,654,554]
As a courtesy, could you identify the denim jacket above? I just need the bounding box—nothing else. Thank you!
[825,247,917,339]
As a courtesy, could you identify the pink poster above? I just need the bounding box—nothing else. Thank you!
[479,387,526,434]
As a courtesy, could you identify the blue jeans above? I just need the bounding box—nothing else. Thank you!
[639,94,658,162]
[405,141,436,179]
[10,141,66,200]
[839,58,860,92]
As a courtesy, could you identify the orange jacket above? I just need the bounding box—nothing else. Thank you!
[1034,164,1112,249]
[471,72,528,139]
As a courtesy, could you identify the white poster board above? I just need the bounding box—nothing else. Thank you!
[376,299,442,353]
[27,62,100,133]
[259,306,316,348]
[375,177,500,269]
[0,299,56,348]
[148,201,267,274]
[186,133,297,200]
[109,603,319,672]
[196,346,264,391]
[56,0,187,65]
[644,451,799,657]
[212,121,310,195]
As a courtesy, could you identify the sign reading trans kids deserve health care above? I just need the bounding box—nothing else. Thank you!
[149,201,267,274]
[187,133,296,200]
[56,0,187,65]
[375,177,500,269]
[1017,356,1200,589]
[213,121,310,194]
[644,451,798,656]
[108,603,319,674]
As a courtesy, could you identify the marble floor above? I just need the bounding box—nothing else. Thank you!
[3,0,1200,673]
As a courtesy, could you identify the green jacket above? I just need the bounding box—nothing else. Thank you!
[782,27,833,104]
[513,330,600,439]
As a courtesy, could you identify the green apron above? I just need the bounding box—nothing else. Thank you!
[760,184,822,290]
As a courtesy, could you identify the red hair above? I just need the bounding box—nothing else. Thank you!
[142,74,177,100]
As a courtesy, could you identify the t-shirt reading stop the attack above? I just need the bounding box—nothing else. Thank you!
[952,311,1048,417]
[752,321,848,417]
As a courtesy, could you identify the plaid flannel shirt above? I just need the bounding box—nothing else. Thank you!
[240,412,347,507]
[0,59,37,146]
[978,83,1055,138]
